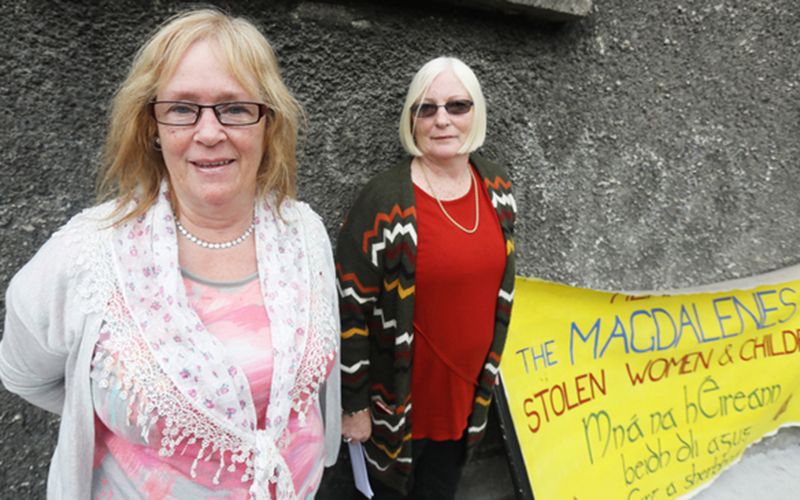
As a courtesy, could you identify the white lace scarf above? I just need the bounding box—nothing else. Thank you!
[82,187,336,499]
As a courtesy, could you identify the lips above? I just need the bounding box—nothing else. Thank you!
[191,159,235,168]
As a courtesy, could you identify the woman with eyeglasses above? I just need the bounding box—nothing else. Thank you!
[0,9,340,499]
[337,57,516,499]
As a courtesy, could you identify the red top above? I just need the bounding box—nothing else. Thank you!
[411,165,506,440]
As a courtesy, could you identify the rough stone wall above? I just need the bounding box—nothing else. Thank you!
[1,0,798,498]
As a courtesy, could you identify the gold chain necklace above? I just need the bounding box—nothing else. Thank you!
[419,160,480,234]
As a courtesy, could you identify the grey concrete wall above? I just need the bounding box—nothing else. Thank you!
[433,0,593,21]
[1,0,798,498]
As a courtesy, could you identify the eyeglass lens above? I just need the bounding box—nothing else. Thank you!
[151,101,264,126]
[411,100,473,118]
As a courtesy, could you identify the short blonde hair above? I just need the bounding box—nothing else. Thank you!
[398,57,487,157]
[97,8,303,223]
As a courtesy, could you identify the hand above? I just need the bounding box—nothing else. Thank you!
[342,409,372,443]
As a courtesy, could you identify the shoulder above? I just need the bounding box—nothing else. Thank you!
[340,158,414,236]
[363,158,412,189]
[351,158,413,211]
[471,152,517,218]
[280,199,333,252]
[51,201,117,242]
[284,201,337,285]
[6,201,116,322]
[289,199,326,234]
[471,152,512,184]
[25,201,115,268]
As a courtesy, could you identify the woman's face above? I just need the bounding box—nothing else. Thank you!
[412,70,474,162]
[156,39,266,214]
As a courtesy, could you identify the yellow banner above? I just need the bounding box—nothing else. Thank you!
[500,276,800,500]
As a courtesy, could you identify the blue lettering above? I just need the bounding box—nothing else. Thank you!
[731,296,761,335]
[679,305,702,343]
[599,316,630,358]
[713,297,737,340]
[570,319,601,365]
[629,310,654,353]
[779,287,798,323]
[754,290,778,328]
[652,307,679,350]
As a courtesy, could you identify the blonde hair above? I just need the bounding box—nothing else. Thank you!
[97,8,303,223]
[398,57,487,157]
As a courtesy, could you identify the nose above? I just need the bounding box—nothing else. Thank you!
[193,108,226,145]
[433,105,451,127]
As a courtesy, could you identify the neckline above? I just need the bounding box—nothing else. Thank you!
[413,181,475,204]
[413,163,478,204]
[181,267,259,288]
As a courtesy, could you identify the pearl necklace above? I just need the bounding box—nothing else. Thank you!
[175,218,255,250]
[419,160,480,234]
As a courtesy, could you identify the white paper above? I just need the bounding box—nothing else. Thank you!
[348,441,374,498]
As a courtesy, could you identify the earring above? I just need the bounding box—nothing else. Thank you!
[153,136,162,151]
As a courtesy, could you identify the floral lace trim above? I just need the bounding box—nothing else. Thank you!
[289,207,338,424]
[94,288,256,485]
[59,206,116,316]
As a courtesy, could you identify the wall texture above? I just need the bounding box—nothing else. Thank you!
[1,0,798,498]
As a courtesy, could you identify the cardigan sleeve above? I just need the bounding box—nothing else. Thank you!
[335,197,384,413]
[0,231,84,415]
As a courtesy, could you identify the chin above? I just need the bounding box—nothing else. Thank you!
[426,149,462,161]
[196,187,251,208]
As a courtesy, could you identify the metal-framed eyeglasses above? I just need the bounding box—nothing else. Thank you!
[149,101,268,126]
[410,99,474,119]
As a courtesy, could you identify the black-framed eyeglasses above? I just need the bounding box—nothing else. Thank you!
[410,99,473,119]
[149,101,268,126]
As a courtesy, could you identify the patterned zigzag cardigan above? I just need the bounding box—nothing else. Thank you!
[336,153,516,493]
